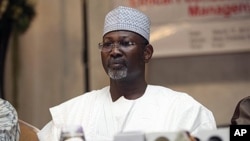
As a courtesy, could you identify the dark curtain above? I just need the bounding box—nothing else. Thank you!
[0,10,13,99]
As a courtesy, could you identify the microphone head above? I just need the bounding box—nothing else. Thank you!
[145,131,191,141]
[114,131,145,141]
[194,127,229,141]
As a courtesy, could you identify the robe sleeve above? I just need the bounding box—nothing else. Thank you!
[37,121,61,141]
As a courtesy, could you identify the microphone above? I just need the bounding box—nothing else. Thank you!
[113,131,145,141]
[194,127,229,141]
[145,131,192,141]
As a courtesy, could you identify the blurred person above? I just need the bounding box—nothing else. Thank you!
[231,96,250,125]
[38,6,216,141]
[0,98,20,141]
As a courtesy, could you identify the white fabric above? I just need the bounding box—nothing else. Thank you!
[103,6,150,41]
[37,85,216,141]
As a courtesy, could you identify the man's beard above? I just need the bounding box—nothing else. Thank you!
[108,67,128,80]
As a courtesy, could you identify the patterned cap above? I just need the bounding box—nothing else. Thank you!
[103,6,150,41]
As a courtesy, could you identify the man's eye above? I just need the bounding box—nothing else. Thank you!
[120,41,132,47]
[103,42,112,47]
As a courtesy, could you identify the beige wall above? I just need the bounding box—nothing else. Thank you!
[5,0,84,128]
[87,1,112,89]
[4,0,250,129]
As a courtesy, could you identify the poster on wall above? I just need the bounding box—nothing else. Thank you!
[113,0,250,58]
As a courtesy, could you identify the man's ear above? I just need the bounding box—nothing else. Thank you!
[144,44,153,63]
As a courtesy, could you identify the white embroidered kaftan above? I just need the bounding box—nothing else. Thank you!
[37,85,216,141]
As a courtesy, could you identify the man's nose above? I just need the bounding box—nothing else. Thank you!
[110,43,122,56]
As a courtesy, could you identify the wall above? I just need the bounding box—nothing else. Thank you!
[5,0,84,128]
[87,1,111,89]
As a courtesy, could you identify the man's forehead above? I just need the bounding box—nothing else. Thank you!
[103,30,142,40]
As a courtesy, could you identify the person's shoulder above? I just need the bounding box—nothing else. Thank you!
[147,85,205,107]
[0,98,19,140]
[0,98,18,120]
[148,85,192,98]
[51,86,110,109]
[239,96,250,104]
[148,85,216,129]
[0,98,15,109]
[49,86,110,124]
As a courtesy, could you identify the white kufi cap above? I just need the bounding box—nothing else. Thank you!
[103,6,150,41]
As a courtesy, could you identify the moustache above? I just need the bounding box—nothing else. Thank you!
[108,58,127,66]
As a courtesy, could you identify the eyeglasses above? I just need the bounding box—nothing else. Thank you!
[98,41,145,53]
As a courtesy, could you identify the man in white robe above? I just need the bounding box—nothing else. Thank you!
[38,6,216,141]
